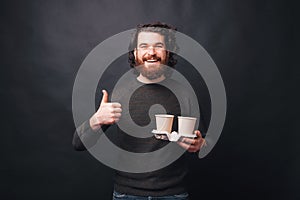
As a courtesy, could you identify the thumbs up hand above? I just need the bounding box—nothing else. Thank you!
[89,90,122,131]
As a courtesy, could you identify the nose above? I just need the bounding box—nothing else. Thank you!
[147,46,156,55]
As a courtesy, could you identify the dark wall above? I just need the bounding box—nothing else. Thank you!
[2,0,299,199]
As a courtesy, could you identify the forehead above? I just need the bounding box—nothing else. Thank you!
[137,32,165,45]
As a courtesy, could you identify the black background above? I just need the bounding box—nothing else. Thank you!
[1,0,299,199]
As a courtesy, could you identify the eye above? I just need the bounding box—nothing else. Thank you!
[155,44,164,49]
[139,44,148,49]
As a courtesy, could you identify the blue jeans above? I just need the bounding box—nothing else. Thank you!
[112,190,189,200]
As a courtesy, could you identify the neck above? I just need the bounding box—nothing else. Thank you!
[137,74,166,84]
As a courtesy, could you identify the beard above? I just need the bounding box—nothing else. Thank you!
[135,64,167,80]
[135,53,168,80]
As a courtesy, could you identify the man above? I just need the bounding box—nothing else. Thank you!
[73,22,207,200]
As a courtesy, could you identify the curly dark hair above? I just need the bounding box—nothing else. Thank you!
[128,22,179,77]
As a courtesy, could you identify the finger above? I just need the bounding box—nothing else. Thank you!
[187,146,200,153]
[177,141,191,150]
[111,102,122,108]
[113,118,120,123]
[105,118,115,124]
[113,108,122,113]
[181,137,196,145]
[101,90,109,103]
[110,117,121,124]
[112,113,121,118]
[177,141,198,152]
[200,139,207,148]
[194,130,202,138]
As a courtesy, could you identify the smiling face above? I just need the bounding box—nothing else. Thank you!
[134,32,168,81]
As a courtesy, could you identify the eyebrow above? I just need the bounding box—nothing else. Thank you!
[138,42,165,46]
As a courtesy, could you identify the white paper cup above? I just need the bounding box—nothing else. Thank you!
[155,114,174,133]
[178,116,197,136]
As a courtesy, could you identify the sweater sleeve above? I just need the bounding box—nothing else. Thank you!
[72,120,110,151]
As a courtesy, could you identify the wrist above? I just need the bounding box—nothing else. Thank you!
[89,116,101,131]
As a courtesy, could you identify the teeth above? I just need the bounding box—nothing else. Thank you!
[146,60,157,62]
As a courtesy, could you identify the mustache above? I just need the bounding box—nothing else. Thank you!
[142,56,161,62]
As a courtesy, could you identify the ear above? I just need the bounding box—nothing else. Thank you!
[134,48,137,59]
[166,51,170,60]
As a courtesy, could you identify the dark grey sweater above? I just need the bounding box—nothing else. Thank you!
[73,80,206,196]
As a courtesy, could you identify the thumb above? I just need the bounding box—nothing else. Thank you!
[195,130,202,138]
[101,90,109,103]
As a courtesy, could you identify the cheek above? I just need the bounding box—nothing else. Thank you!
[135,52,142,62]
[138,54,145,61]
[160,52,167,60]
